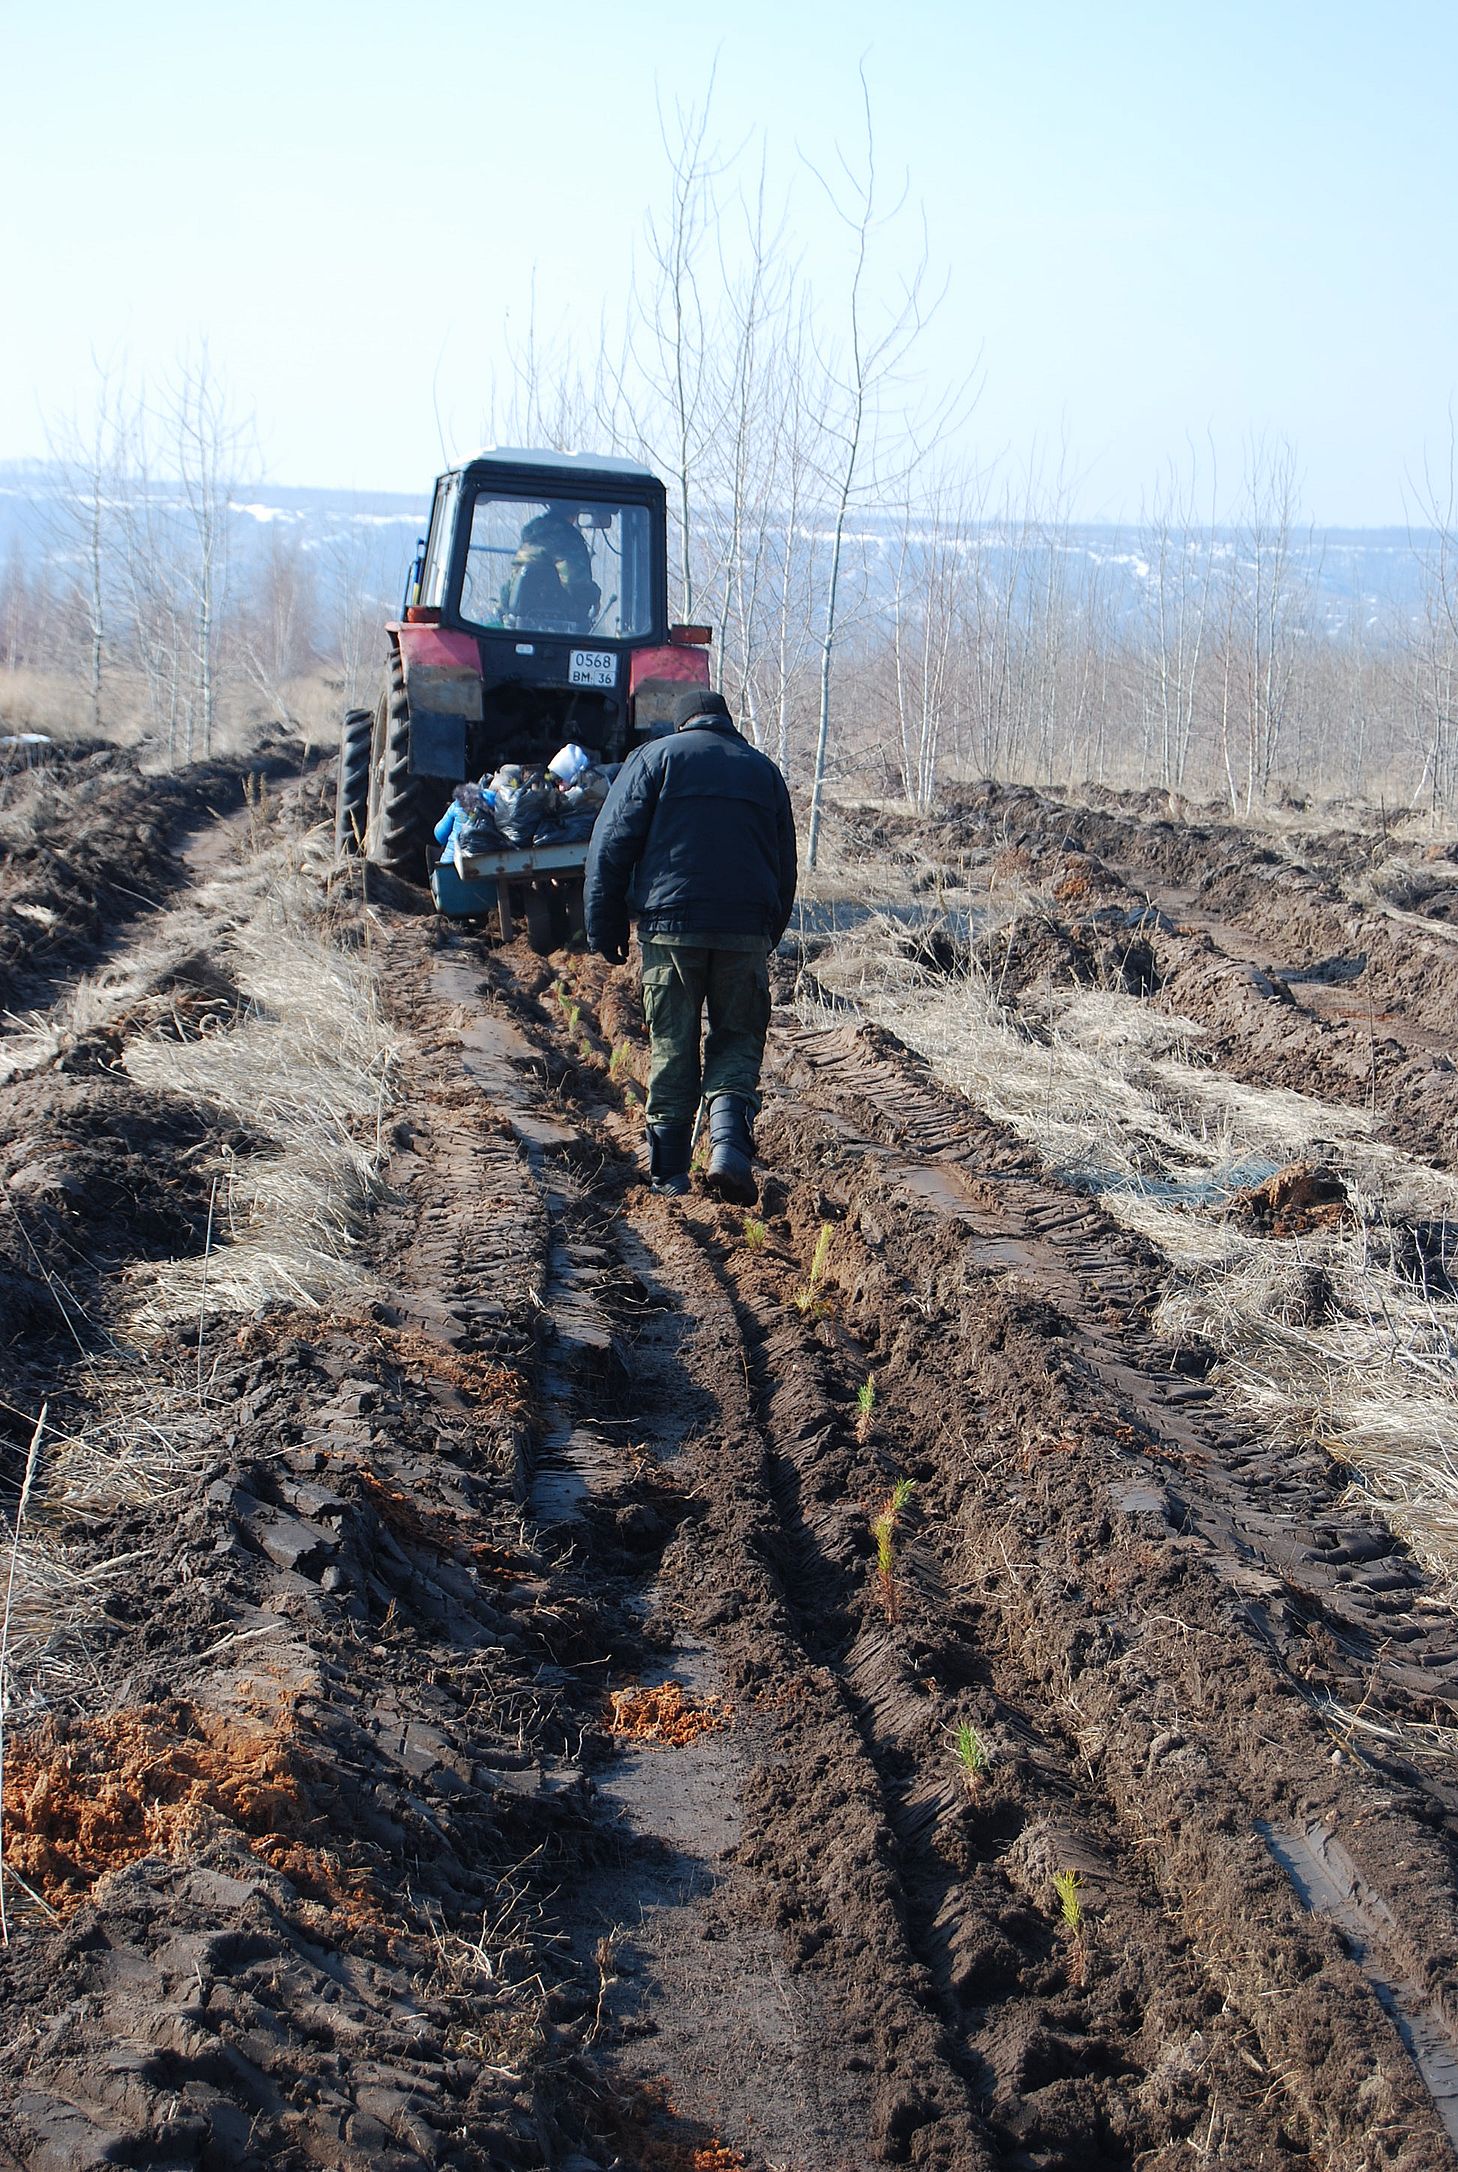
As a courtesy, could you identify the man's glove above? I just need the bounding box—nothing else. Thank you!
[594,929,629,966]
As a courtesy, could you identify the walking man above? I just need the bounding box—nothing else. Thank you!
[584,688,797,1203]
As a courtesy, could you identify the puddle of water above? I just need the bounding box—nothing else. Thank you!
[1063,1155,1286,1210]
[1260,1819,1458,2146]
[793,898,981,943]
[897,1165,1053,1275]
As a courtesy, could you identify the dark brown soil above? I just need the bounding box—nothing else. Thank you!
[1,763,1457,2169]
[869,779,1458,1171]
[0,736,312,1015]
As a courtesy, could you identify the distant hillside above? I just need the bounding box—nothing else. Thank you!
[0,460,1436,635]
[0,462,429,617]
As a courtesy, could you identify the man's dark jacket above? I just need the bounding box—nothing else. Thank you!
[584,717,797,953]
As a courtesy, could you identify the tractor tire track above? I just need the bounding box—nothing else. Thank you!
[493,950,1458,2167]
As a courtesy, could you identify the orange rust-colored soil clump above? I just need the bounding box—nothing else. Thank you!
[2,1700,355,1915]
[1225,1159,1354,1237]
[605,1681,732,1748]
[1052,858,1100,904]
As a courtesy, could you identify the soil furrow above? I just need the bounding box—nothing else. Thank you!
[753,1020,1458,2168]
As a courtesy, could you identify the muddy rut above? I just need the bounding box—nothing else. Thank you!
[1,747,1458,2169]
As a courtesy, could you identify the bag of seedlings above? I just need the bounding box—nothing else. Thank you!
[490,765,554,845]
[457,811,506,855]
[533,808,597,845]
[561,765,613,813]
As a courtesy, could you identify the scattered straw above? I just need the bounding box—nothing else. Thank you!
[0,1406,44,1942]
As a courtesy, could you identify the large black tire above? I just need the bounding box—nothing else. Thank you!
[334,707,372,856]
[364,651,450,882]
[522,886,555,955]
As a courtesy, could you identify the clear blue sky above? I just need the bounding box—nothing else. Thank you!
[3,0,1454,523]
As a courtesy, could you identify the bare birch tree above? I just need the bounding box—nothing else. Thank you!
[1408,425,1458,814]
[43,361,128,731]
[802,71,969,865]
[1141,450,1214,792]
[163,348,250,757]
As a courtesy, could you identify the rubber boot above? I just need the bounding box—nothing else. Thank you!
[705,1095,757,1206]
[646,1121,693,1197]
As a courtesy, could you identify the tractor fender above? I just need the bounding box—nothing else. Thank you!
[389,622,483,779]
[628,644,711,738]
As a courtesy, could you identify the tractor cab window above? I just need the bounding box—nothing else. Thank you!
[459,495,653,640]
[421,474,459,610]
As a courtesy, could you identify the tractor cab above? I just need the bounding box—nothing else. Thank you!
[407,449,694,773]
[338,448,711,884]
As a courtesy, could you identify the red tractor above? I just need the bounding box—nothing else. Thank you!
[336,447,710,946]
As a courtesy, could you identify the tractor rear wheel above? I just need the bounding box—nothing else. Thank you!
[334,707,372,855]
[365,651,451,881]
[522,886,555,955]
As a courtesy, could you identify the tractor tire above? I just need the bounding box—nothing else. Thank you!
[334,707,372,856]
[365,651,451,882]
[522,886,556,955]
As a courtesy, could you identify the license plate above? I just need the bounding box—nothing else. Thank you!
[569,649,616,688]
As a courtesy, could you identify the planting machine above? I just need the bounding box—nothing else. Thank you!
[335,448,711,950]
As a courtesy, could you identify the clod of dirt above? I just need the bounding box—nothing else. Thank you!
[605,1682,732,1747]
[896,923,968,977]
[3,1700,326,1914]
[974,908,1162,1000]
[1224,1160,1354,1237]
[1382,1218,1458,1300]
[593,2078,750,2171]
[1051,851,1116,905]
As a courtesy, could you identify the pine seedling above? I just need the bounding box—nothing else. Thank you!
[1052,1867,1082,1932]
[952,1720,989,1794]
[855,1373,876,1442]
[742,1216,767,1251]
[869,1477,915,1621]
[608,1040,632,1080]
[1052,1867,1087,1983]
[793,1222,834,1316]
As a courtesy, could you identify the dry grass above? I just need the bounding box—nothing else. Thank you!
[0,803,399,1694]
[2,826,398,1326]
[1140,1200,1458,1596]
[0,670,108,746]
[799,896,1458,1594]
[803,906,1344,1189]
[123,847,397,1330]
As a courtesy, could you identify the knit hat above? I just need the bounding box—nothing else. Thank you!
[671,687,732,730]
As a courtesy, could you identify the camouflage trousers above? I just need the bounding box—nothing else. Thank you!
[639,938,772,1123]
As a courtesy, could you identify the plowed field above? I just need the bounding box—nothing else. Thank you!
[2,743,1458,2171]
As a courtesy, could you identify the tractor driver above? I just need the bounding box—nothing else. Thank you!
[501,503,601,633]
